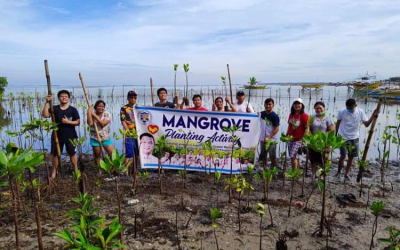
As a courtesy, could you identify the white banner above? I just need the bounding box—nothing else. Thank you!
[134,107,261,174]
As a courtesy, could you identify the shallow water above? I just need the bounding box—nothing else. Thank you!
[1,84,399,161]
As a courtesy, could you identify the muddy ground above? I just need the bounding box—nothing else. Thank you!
[0,156,399,250]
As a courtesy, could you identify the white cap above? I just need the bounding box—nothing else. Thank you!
[293,98,303,104]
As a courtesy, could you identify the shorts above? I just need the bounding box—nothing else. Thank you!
[90,138,113,147]
[288,141,302,159]
[340,138,359,158]
[125,137,138,158]
[259,141,277,162]
[309,148,323,164]
[51,140,76,156]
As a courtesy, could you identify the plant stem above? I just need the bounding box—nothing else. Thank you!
[267,182,273,226]
[175,207,181,250]
[114,177,124,245]
[29,174,43,250]
[288,178,294,217]
[214,227,219,250]
[370,216,378,250]
[259,216,263,250]
[9,177,21,250]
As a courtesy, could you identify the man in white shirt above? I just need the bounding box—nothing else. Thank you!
[161,152,171,165]
[139,133,159,165]
[335,99,377,180]
[234,91,254,113]
[195,151,205,166]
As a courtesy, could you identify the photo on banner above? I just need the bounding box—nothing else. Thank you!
[134,107,261,174]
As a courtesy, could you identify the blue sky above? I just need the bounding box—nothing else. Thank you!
[1,0,400,86]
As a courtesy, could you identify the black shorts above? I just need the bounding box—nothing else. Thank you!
[309,148,323,164]
[51,140,76,156]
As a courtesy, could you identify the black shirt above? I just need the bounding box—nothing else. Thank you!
[155,102,176,108]
[51,105,80,143]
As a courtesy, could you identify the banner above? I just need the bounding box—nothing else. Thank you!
[134,107,261,174]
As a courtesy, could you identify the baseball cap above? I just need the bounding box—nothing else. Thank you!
[127,91,137,98]
[236,90,245,96]
[293,98,303,104]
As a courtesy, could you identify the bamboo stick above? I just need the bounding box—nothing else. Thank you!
[150,78,155,106]
[44,60,63,177]
[227,64,233,103]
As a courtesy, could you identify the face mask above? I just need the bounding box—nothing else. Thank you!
[316,112,325,117]
[347,109,354,113]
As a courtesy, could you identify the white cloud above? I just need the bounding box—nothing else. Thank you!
[0,0,399,85]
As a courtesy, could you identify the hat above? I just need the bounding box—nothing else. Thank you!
[236,90,245,96]
[127,91,137,98]
[293,98,303,104]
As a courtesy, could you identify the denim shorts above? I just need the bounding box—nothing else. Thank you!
[340,138,359,158]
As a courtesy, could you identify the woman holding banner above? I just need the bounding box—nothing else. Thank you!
[87,100,114,170]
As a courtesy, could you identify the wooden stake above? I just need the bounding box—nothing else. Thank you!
[44,60,63,177]
[79,73,106,156]
[227,64,233,103]
[357,98,383,182]
[150,78,155,106]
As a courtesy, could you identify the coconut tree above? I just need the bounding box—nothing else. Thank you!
[303,130,345,237]
[0,143,44,250]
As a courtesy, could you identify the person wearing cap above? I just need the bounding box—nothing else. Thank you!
[180,94,208,111]
[259,98,280,168]
[286,98,309,169]
[336,98,378,179]
[234,91,254,113]
[309,101,334,180]
[155,88,178,109]
[120,91,138,164]
[42,90,80,179]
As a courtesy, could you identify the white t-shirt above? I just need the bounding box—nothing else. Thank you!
[337,108,368,140]
[234,102,254,113]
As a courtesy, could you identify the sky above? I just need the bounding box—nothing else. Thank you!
[1,0,400,87]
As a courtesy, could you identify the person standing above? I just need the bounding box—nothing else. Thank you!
[336,99,377,179]
[155,88,178,108]
[180,94,208,111]
[259,98,280,168]
[120,91,138,164]
[234,90,254,113]
[42,90,80,179]
[286,98,309,170]
[309,101,334,180]
[87,100,114,172]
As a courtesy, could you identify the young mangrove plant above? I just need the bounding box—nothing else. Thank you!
[153,135,166,194]
[53,193,125,249]
[214,171,222,208]
[234,175,253,233]
[210,207,223,250]
[173,64,179,105]
[303,130,345,237]
[286,168,303,217]
[370,201,386,250]
[365,184,373,220]
[256,203,265,250]
[263,167,278,226]
[183,63,190,106]
[97,149,131,244]
[280,133,293,187]
[0,143,44,250]
[222,125,242,203]
[378,225,400,249]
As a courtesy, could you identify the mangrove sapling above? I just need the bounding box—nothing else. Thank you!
[153,135,166,194]
[280,133,293,187]
[54,193,125,249]
[183,63,190,106]
[245,164,255,210]
[214,171,222,208]
[370,201,386,250]
[70,137,88,194]
[256,203,265,250]
[210,207,223,250]
[97,149,131,244]
[378,226,400,249]
[286,169,303,217]
[173,64,179,105]
[365,184,373,220]
[201,140,214,174]
[303,130,345,237]
[357,160,368,197]
[234,175,253,233]
[263,167,278,226]
[0,143,44,250]
[175,203,181,250]
[222,125,242,203]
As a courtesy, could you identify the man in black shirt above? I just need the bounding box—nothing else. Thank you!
[42,90,80,179]
[154,88,178,108]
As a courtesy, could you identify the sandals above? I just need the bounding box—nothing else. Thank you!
[336,193,357,205]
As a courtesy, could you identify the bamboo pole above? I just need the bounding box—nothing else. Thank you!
[150,78,155,106]
[357,98,383,182]
[227,64,233,103]
[44,60,63,177]
[79,73,106,156]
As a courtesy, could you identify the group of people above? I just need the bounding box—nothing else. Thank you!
[42,87,377,180]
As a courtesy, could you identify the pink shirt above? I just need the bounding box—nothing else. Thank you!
[186,107,208,111]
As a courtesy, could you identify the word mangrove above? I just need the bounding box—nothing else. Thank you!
[162,114,250,132]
